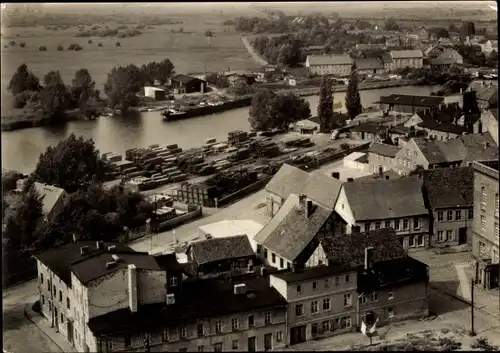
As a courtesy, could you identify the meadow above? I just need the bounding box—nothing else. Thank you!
[1,15,260,102]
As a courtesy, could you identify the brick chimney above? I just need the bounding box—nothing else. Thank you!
[364,247,375,271]
[128,264,138,313]
[298,193,307,207]
[306,200,313,218]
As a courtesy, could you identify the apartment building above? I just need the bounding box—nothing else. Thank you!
[366,142,402,174]
[389,50,424,70]
[472,160,499,290]
[377,94,445,115]
[334,176,430,251]
[422,167,474,247]
[88,275,288,352]
[35,241,170,352]
[305,54,353,76]
[269,266,358,345]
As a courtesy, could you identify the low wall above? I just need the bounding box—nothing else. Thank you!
[218,175,273,207]
[156,206,203,232]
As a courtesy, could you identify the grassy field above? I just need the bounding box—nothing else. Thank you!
[1,16,260,114]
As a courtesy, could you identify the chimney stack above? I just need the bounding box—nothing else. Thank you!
[306,200,313,218]
[385,175,390,180]
[96,241,103,250]
[364,247,374,271]
[347,178,354,182]
[299,194,307,207]
[128,264,138,313]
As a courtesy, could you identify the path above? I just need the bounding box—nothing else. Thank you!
[241,35,268,66]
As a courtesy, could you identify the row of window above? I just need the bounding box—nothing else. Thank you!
[437,210,472,222]
[40,274,71,310]
[311,316,353,335]
[159,313,273,342]
[479,216,500,242]
[478,241,499,264]
[437,230,457,243]
[363,217,420,232]
[480,189,499,216]
[296,275,351,294]
[295,293,353,317]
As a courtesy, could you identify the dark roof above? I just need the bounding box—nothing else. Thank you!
[88,275,287,336]
[262,201,332,261]
[378,94,444,108]
[321,228,407,268]
[357,257,429,293]
[271,264,355,283]
[153,253,185,273]
[459,133,498,163]
[389,126,411,135]
[188,235,254,266]
[35,241,138,286]
[411,138,448,165]
[417,115,468,135]
[351,123,383,134]
[368,142,402,157]
[428,57,455,66]
[254,194,299,245]
[423,167,474,209]
[71,252,160,285]
[171,74,203,84]
[381,53,393,64]
[343,175,427,221]
[265,164,310,199]
[354,58,384,70]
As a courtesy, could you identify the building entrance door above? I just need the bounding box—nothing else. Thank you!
[248,336,256,352]
[458,228,467,245]
[290,325,306,345]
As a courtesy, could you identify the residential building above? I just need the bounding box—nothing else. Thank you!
[305,54,353,76]
[414,27,429,41]
[349,124,383,141]
[170,74,207,94]
[473,109,498,145]
[393,138,451,174]
[269,265,358,345]
[366,142,402,173]
[334,176,430,250]
[88,275,288,352]
[380,53,393,72]
[389,50,424,70]
[185,235,255,278]
[34,241,170,352]
[320,229,430,326]
[255,193,339,270]
[472,160,499,290]
[377,94,445,115]
[353,58,385,76]
[423,167,474,247]
[355,169,401,183]
[476,84,498,110]
[415,114,468,141]
[30,182,68,222]
[143,86,167,100]
[264,164,343,216]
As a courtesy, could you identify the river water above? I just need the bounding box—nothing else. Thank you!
[2,85,440,173]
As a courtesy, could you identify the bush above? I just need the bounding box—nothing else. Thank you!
[3,45,7,48]
[68,43,83,51]
[115,41,121,47]
[98,42,103,47]
[57,45,64,51]
[39,46,47,51]
[88,39,92,44]
[9,40,16,46]
[471,337,499,351]
[13,91,36,109]
[19,42,26,48]
[340,143,350,150]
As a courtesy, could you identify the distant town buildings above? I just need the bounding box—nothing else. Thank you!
[305,54,353,76]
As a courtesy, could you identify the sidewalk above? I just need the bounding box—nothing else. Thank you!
[24,302,77,353]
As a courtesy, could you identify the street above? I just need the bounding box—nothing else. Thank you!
[3,280,62,353]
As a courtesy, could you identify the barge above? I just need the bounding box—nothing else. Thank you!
[161,96,252,122]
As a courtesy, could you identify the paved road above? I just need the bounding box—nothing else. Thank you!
[3,280,62,353]
[128,159,346,254]
[241,35,268,66]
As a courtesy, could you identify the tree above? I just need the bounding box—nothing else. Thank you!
[141,59,175,85]
[249,88,278,131]
[40,70,70,121]
[7,64,41,96]
[434,27,449,39]
[205,72,230,88]
[14,182,44,249]
[384,17,399,31]
[486,50,498,68]
[2,170,22,193]
[71,69,96,108]
[345,66,363,120]
[31,133,107,193]
[317,76,334,133]
[229,81,257,96]
[104,64,144,112]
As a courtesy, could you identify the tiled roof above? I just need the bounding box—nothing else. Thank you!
[302,173,343,210]
[321,228,406,268]
[351,123,383,134]
[368,142,402,158]
[390,50,423,59]
[188,235,254,266]
[171,74,202,84]
[307,54,353,66]
[35,241,143,286]
[261,199,332,262]
[377,94,444,108]
[33,182,66,217]
[488,108,498,121]
[271,264,354,283]
[354,58,384,70]
[476,86,498,102]
[342,175,427,221]
[435,138,467,162]
[88,275,287,336]
[254,194,299,245]
[423,167,473,209]
[417,117,469,135]
[265,164,310,199]
[411,138,448,165]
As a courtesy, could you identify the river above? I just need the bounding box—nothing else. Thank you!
[1,85,440,173]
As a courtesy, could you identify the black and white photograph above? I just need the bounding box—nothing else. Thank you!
[2,2,499,352]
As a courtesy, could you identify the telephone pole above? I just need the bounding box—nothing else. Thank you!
[470,278,476,336]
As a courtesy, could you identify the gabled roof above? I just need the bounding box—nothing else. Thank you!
[354,58,384,70]
[390,50,423,59]
[350,123,383,134]
[254,194,299,245]
[417,117,468,135]
[35,241,145,286]
[301,173,343,210]
[476,85,498,102]
[261,198,332,262]
[171,74,202,84]
[265,164,310,199]
[423,167,473,209]
[307,54,353,66]
[188,235,254,266]
[342,175,427,221]
[88,275,287,336]
[321,228,406,268]
[381,52,393,64]
[377,94,444,108]
[33,182,66,217]
[411,138,448,165]
[368,142,402,158]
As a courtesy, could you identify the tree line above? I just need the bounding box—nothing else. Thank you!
[2,134,154,285]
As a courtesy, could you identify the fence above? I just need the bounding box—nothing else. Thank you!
[156,206,203,232]
[218,176,273,207]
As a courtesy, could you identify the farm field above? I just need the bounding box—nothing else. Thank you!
[1,17,259,99]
